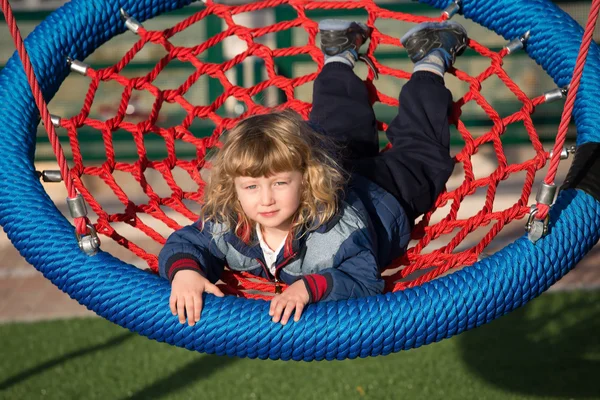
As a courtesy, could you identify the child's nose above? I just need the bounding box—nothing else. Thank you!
[260,187,275,205]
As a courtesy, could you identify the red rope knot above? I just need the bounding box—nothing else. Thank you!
[520,98,535,115]
[142,30,166,45]
[70,163,85,178]
[85,67,99,80]
[134,156,149,175]
[252,43,274,59]
[163,89,180,104]
[468,78,483,94]
[129,77,148,91]
[71,113,87,128]
[102,160,116,175]
[171,186,185,200]
[136,120,154,135]
[170,46,194,60]
[104,117,120,132]
[164,154,177,172]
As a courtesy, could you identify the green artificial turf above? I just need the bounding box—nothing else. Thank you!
[1,290,599,400]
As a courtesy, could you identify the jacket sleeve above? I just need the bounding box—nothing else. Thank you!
[301,230,384,303]
[158,222,227,284]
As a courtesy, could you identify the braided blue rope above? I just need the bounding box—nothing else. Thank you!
[0,0,598,360]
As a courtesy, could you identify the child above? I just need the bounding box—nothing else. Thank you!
[158,20,467,326]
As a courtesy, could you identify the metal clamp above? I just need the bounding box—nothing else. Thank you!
[50,114,61,127]
[120,9,143,34]
[75,224,100,256]
[549,145,575,160]
[36,170,63,182]
[525,205,549,243]
[67,57,89,75]
[67,194,88,219]
[443,0,461,18]
[505,31,530,54]
[543,84,569,103]
[535,182,557,206]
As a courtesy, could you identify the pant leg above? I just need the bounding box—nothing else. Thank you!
[353,71,455,223]
[309,62,379,165]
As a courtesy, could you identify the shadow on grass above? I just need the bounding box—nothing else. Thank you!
[124,354,238,400]
[0,331,135,390]
[458,292,600,398]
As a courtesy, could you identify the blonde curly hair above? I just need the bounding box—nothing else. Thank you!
[201,110,346,242]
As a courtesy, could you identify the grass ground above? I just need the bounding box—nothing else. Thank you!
[1,290,599,400]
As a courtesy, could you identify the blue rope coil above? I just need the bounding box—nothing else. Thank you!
[0,0,598,360]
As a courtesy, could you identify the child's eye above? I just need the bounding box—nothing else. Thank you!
[274,181,288,186]
[245,185,257,190]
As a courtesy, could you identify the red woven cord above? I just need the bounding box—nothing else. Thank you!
[28,0,560,298]
[1,0,89,236]
[537,0,600,219]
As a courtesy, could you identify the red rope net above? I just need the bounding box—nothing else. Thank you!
[50,0,555,299]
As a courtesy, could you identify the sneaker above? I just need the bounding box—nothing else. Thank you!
[319,19,378,78]
[319,19,371,58]
[401,21,468,67]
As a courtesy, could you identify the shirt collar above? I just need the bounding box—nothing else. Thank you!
[255,224,287,255]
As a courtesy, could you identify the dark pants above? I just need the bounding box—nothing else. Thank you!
[309,63,455,223]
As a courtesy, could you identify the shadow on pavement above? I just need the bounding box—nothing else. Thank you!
[124,354,239,400]
[458,291,600,398]
[0,331,135,390]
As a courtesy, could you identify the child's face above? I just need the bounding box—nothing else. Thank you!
[234,170,303,234]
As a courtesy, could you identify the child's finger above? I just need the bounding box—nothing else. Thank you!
[177,296,186,324]
[272,300,286,323]
[194,295,202,322]
[294,302,305,322]
[269,296,279,316]
[169,294,177,315]
[185,296,195,326]
[206,282,225,297]
[280,302,295,325]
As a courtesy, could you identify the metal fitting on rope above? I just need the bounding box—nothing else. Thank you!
[505,31,530,54]
[36,170,62,182]
[76,224,100,256]
[442,0,461,18]
[50,114,61,127]
[67,57,89,75]
[525,205,549,243]
[525,183,556,243]
[543,84,570,103]
[549,145,575,160]
[536,182,557,206]
[120,9,143,34]
[67,194,88,219]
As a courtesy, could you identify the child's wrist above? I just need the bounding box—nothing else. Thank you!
[301,273,331,303]
[166,255,205,282]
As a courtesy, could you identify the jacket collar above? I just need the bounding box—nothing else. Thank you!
[219,205,345,259]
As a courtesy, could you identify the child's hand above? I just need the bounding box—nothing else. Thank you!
[269,280,310,325]
[170,270,224,326]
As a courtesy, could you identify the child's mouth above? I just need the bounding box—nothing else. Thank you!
[259,211,278,217]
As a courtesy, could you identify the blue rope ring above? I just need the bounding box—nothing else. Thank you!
[0,0,599,360]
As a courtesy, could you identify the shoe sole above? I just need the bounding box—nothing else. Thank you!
[400,21,467,45]
[400,21,468,62]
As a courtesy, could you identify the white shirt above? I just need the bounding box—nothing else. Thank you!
[256,225,287,275]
